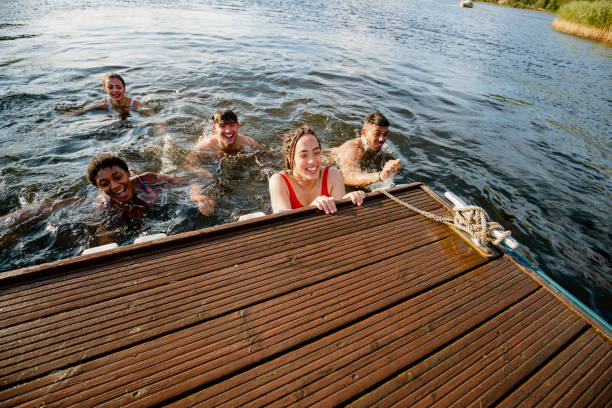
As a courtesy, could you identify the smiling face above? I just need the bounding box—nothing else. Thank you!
[95,165,134,202]
[362,123,389,151]
[104,78,126,101]
[292,134,322,180]
[213,120,240,149]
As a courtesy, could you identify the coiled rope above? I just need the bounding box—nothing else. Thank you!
[381,190,511,247]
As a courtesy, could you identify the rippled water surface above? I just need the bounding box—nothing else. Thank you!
[1,0,610,322]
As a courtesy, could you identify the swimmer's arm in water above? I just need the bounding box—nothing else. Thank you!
[94,224,116,246]
[136,172,214,216]
[333,145,379,187]
[0,197,82,232]
[189,184,215,216]
[184,145,218,178]
[60,98,108,117]
[334,145,401,187]
[131,99,157,116]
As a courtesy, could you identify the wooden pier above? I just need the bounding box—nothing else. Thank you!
[1,183,610,407]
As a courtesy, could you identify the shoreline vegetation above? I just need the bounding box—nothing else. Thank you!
[552,17,612,42]
[553,1,612,42]
[477,0,612,43]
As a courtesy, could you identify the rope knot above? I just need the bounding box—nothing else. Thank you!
[452,206,510,246]
[380,190,511,247]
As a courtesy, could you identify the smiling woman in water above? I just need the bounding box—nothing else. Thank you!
[87,153,215,218]
[77,73,153,115]
[269,125,365,214]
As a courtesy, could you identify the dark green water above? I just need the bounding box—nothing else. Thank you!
[1,0,610,323]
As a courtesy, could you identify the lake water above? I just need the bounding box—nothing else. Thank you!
[1,0,610,323]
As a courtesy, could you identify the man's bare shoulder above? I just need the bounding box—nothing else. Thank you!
[333,138,364,163]
[193,136,221,153]
[238,133,261,150]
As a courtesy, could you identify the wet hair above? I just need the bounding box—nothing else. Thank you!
[102,72,126,90]
[281,125,320,171]
[86,153,129,186]
[212,109,238,125]
[364,111,389,128]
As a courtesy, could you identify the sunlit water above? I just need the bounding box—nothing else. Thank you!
[1,0,610,323]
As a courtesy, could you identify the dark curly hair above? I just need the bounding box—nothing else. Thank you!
[86,153,129,186]
[281,125,320,172]
[364,111,389,128]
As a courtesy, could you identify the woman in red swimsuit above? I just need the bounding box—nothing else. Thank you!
[269,125,365,214]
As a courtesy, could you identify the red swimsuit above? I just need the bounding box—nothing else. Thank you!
[278,166,331,209]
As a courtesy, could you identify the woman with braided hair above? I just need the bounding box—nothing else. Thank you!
[269,125,365,214]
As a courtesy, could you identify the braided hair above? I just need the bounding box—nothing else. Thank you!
[282,125,320,173]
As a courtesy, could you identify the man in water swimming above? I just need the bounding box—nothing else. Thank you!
[185,109,261,210]
[190,109,260,159]
[332,111,401,187]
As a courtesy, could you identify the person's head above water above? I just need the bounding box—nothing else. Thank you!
[212,109,238,125]
[361,111,390,151]
[211,109,240,149]
[102,73,127,102]
[87,153,134,202]
[281,125,321,174]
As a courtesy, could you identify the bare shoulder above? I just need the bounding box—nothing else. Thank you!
[334,138,363,164]
[269,171,292,212]
[269,171,285,185]
[240,134,261,150]
[193,136,220,152]
[269,171,290,192]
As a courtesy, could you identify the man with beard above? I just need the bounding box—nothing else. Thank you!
[332,111,401,187]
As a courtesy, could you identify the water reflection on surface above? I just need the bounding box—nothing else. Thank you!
[0,0,610,323]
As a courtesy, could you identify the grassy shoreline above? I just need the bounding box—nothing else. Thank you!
[552,17,612,42]
[476,0,612,43]
[554,1,611,42]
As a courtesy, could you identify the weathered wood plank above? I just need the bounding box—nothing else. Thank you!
[349,289,556,407]
[0,236,488,407]
[496,329,602,407]
[0,212,453,387]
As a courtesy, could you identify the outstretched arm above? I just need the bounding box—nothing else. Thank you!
[184,143,218,177]
[137,172,215,216]
[339,159,401,187]
[1,196,81,232]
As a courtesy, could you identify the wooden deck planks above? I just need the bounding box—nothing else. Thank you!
[0,183,609,408]
[1,235,482,407]
[0,191,439,321]
[0,213,452,387]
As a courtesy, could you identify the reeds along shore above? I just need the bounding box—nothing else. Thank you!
[551,18,612,43]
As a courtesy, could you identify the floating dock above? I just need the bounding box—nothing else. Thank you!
[1,183,610,407]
